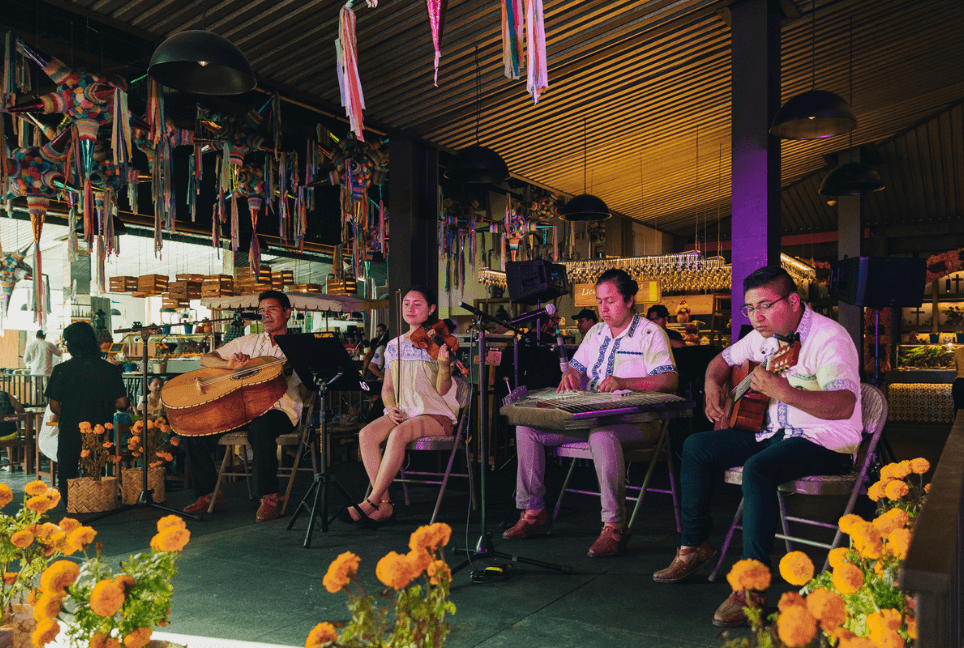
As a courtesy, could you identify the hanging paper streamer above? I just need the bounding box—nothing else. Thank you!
[525,0,548,103]
[110,87,132,167]
[0,243,32,317]
[2,32,20,108]
[425,0,447,86]
[336,7,366,141]
[501,0,524,80]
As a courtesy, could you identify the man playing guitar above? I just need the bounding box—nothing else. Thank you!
[653,265,862,628]
[181,290,304,521]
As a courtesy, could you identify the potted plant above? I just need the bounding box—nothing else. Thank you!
[67,423,120,514]
[121,418,175,505]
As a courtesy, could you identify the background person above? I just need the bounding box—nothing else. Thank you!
[572,308,598,337]
[646,304,685,348]
[23,330,63,376]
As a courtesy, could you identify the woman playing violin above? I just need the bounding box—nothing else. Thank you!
[345,285,460,526]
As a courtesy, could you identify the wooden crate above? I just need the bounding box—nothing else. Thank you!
[175,273,205,282]
[108,276,137,292]
[169,280,202,300]
[326,277,357,295]
[270,270,294,289]
[238,281,273,295]
[137,274,169,295]
[202,276,234,297]
[160,294,189,309]
[291,283,322,293]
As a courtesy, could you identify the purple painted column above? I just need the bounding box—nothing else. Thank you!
[730,0,782,341]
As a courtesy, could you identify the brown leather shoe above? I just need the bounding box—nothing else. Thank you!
[587,524,631,558]
[183,491,225,515]
[502,509,551,539]
[712,589,767,628]
[652,541,717,583]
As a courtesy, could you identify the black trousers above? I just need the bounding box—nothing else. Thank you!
[183,409,294,499]
[953,378,964,412]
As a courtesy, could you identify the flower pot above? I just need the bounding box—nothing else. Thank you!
[0,604,36,648]
[155,361,168,374]
[67,476,119,514]
[122,466,166,505]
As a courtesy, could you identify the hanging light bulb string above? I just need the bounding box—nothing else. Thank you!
[810,0,816,90]
[474,45,482,145]
[583,118,588,194]
[694,124,699,256]
[716,143,722,257]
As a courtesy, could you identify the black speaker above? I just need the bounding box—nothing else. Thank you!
[828,257,926,308]
[505,260,570,305]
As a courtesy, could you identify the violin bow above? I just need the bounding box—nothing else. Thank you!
[394,289,402,406]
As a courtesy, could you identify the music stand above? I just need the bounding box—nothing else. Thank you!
[277,334,367,547]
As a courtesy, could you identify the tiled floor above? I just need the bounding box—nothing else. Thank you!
[0,420,948,648]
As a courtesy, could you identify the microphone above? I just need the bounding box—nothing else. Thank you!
[556,329,569,374]
[506,304,557,327]
[233,310,262,324]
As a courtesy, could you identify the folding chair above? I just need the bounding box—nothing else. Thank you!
[209,391,318,515]
[708,383,888,580]
[394,376,476,523]
[551,418,681,532]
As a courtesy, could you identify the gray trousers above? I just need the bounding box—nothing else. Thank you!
[514,421,659,525]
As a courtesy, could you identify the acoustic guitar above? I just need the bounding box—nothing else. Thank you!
[161,356,289,436]
[715,338,801,432]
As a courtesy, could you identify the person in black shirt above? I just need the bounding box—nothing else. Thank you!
[647,304,685,348]
[45,322,128,505]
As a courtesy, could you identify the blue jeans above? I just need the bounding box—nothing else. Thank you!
[679,428,852,566]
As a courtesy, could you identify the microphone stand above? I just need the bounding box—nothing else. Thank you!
[451,302,570,578]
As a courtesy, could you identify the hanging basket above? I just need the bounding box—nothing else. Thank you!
[121,466,166,505]
[0,604,36,648]
[66,476,119,514]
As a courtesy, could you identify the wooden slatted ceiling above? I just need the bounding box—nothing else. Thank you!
[55,0,964,238]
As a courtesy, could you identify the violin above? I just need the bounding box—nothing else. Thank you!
[410,321,468,376]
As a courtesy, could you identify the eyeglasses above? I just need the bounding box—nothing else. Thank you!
[740,293,792,317]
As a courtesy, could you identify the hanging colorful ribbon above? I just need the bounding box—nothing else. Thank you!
[336,6,366,141]
[525,0,549,103]
[425,0,447,86]
[501,0,524,80]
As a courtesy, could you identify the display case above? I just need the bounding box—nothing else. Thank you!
[118,332,220,361]
[889,343,957,423]
[895,343,958,372]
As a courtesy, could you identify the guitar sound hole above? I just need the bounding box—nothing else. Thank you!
[231,368,261,381]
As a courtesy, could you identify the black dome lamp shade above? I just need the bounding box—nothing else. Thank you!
[148,31,256,96]
[562,118,611,222]
[818,162,884,196]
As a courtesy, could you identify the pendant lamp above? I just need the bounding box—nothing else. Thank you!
[770,6,856,140]
[148,30,256,95]
[445,47,510,184]
[561,119,610,222]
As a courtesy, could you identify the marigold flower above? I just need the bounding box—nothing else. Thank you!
[872,508,910,536]
[31,617,60,648]
[892,460,912,479]
[427,559,451,586]
[103,442,114,449]
[828,547,851,569]
[776,604,818,648]
[409,523,452,553]
[89,579,126,617]
[26,495,54,514]
[867,609,902,638]
[156,452,174,462]
[305,622,338,648]
[90,633,121,648]
[778,551,814,586]
[40,561,80,595]
[407,548,432,576]
[25,480,49,496]
[924,483,931,494]
[45,489,61,508]
[838,636,877,648]
[831,563,864,594]
[778,591,807,612]
[37,523,65,545]
[884,480,909,500]
[322,551,360,593]
[805,588,847,632]
[67,526,98,551]
[838,514,865,535]
[170,436,181,447]
[104,423,114,430]
[725,558,771,593]
[11,529,35,548]
[93,424,105,436]
[906,617,917,639]
[879,463,896,481]
[376,551,416,590]
[33,590,64,622]
[58,518,81,534]
[885,528,912,560]
[130,436,141,445]
[157,515,187,533]
[867,481,887,502]
[123,627,152,648]
[0,483,12,508]
[78,422,92,433]
[3,572,17,586]
[909,457,929,474]
[113,575,136,594]
[851,523,883,560]
[150,526,191,553]
[80,449,91,458]
[149,461,163,468]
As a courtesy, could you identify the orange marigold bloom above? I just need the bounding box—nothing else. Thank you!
[892,461,912,479]
[879,463,897,481]
[867,481,887,502]
[776,604,818,648]
[924,483,931,494]
[156,515,187,533]
[906,617,917,639]
[884,480,910,500]
[33,591,64,622]
[725,558,771,593]
[90,632,108,648]
[40,561,80,595]
[427,559,451,586]
[838,514,866,535]
[123,627,152,648]
[828,547,851,569]
[831,563,864,595]
[867,609,903,638]
[148,461,163,468]
[11,530,34,548]
[89,579,126,617]
[885,528,913,560]
[25,480,49,496]
[31,617,60,648]
[805,588,847,632]
[409,523,452,553]
[37,523,65,545]
[407,548,432,576]
[80,450,91,458]
[3,572,17,586]
[305,622,338,648]
[778,591,807,612]
[0,483,12,508]
[103,442,114,449]
[104,423,113,430]
[322,551,360,593]
[26,496,54,514]
[376,551,416,590]
[838,637,878,648]
[113,575,136,595]
[170,437,181,447]
[67,526,98,551]
[93,424,105,436]
[909,457,929,474]
[78,422,92,433]
[778,551,814,586]
[58,518,81,534]
[872,509,910,536]
[44,489,61,508]
[150,526,191,553]
[852,523,884,560]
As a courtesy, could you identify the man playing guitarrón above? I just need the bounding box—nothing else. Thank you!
[181,290,304,521]
[653,265,862,628]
